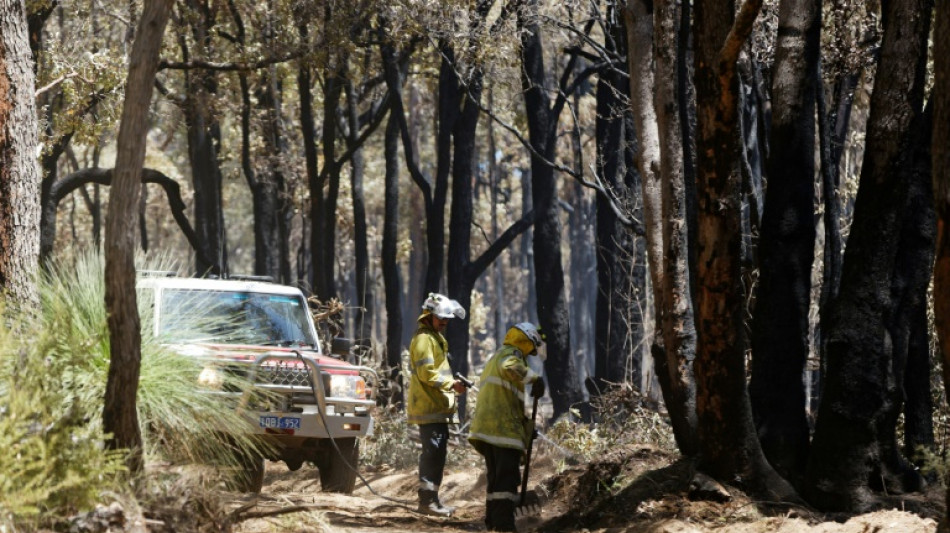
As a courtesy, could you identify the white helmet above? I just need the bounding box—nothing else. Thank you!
[422,293,466,320]
[513,322,544,350]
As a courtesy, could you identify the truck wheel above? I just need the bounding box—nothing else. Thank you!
[230,452,265,493]
[317,438,359,493]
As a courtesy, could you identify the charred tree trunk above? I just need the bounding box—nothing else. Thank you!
[238,72,281,280]
[445,68,482,387]
[0,0,41,306]
[312,59,345,300]
[229,2,285,281]
[930,3,950,525]
[382,112,403,406]
[519,0,584,419]
[346,78,372,343]
[593,60,629,388]
[103,0,171,475]
[692,0,796,500]
[625,0,698,455]
[296,20,317,289]
[423,40,457,296]
[181,0,225,277]
[880,100,934,488]
[748,0,820,488]
[654,0,699,455]
[805,0,932,511]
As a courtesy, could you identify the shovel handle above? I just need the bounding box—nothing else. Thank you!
[519,393,540,506]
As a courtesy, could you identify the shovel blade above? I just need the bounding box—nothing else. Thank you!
[514,490,542,519]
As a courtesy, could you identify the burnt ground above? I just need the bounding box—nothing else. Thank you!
[202,442,944,533]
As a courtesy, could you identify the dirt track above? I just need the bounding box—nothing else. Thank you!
[229,450,941,533]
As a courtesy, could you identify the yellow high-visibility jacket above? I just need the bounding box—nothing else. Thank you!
[407,323,458,425]
[468,328,540,452]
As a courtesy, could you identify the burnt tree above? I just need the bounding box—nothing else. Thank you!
[692,0,797,500]
[931,0,950,525]
[748,0,820,487]
[805,0,932,511]
[518,0,585,419]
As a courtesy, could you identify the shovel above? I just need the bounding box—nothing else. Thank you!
[514,393,542,519]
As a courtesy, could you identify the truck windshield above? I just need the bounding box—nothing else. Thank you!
[159,289,317,347]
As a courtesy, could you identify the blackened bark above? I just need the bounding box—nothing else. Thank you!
[903,302,934,465]
[748,0,820,488]
[0,0,40,306]
[26,0,55,65]
[258,70,291,282]
[38,92,105,266]
[593,62,633,388]
[312,60,344,300]
[425,41,457,296]
[693,0,795,500]
[933,1,950,527]
[181,0,225,277]
[441,5,534,410]
[382,112,403,406]
[654,0,699,456]
[880,101,934,489]
[805,0,932,512]
[345,79,372,342]
[229,1,284,281]
[519,0,584,419]
[445,66,481,385]
[238,72,282,280]
[296,21,317,289]
[103,0,171,475]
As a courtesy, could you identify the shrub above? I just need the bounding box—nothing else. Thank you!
[0,251,267,529]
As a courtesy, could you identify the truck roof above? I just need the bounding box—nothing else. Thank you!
[138,275,306,297]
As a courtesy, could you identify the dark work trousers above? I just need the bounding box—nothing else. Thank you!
[475,440,522,532]
[418,422,450,492]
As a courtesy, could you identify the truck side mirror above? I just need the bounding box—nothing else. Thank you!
[330,337,353,357]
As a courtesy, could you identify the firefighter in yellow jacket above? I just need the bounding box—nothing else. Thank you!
[408,293,467,517]
[469,322,545,532]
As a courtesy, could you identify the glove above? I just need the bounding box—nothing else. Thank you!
[531,377,545,399]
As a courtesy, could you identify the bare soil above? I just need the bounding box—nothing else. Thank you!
[223,443,943,533]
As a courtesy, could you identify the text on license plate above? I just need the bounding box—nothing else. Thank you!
[259,416,301,430]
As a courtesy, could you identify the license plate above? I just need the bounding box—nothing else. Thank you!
[259,416,301,430]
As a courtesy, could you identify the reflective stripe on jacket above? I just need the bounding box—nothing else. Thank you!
[468,328,538,452]
[407,324,458,425]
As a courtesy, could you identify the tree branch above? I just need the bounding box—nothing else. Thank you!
[158,49,305,71]
[468,210,535,279]
[717,0,764,123]
[50,168,213,269]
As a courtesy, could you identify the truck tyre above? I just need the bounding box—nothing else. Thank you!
[317,438,359,493]
[230,452,265,493]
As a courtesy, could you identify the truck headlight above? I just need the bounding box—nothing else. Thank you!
[329,375,366,399]
[197,366,224,389]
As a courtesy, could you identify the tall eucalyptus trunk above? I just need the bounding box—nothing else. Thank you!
[748,0,820,487]
[0,0,41,305]
[805,0,932,511]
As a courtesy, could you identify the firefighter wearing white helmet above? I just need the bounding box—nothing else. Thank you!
[468,322,545,532]
[408,293,467,517]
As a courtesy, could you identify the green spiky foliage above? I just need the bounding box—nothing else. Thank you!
[0,251,271,528]
[0,255,126,528]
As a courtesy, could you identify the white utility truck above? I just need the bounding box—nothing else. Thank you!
[139,273,376,493]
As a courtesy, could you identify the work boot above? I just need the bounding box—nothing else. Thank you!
[417,490,453,517]
[436,495,456,515]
